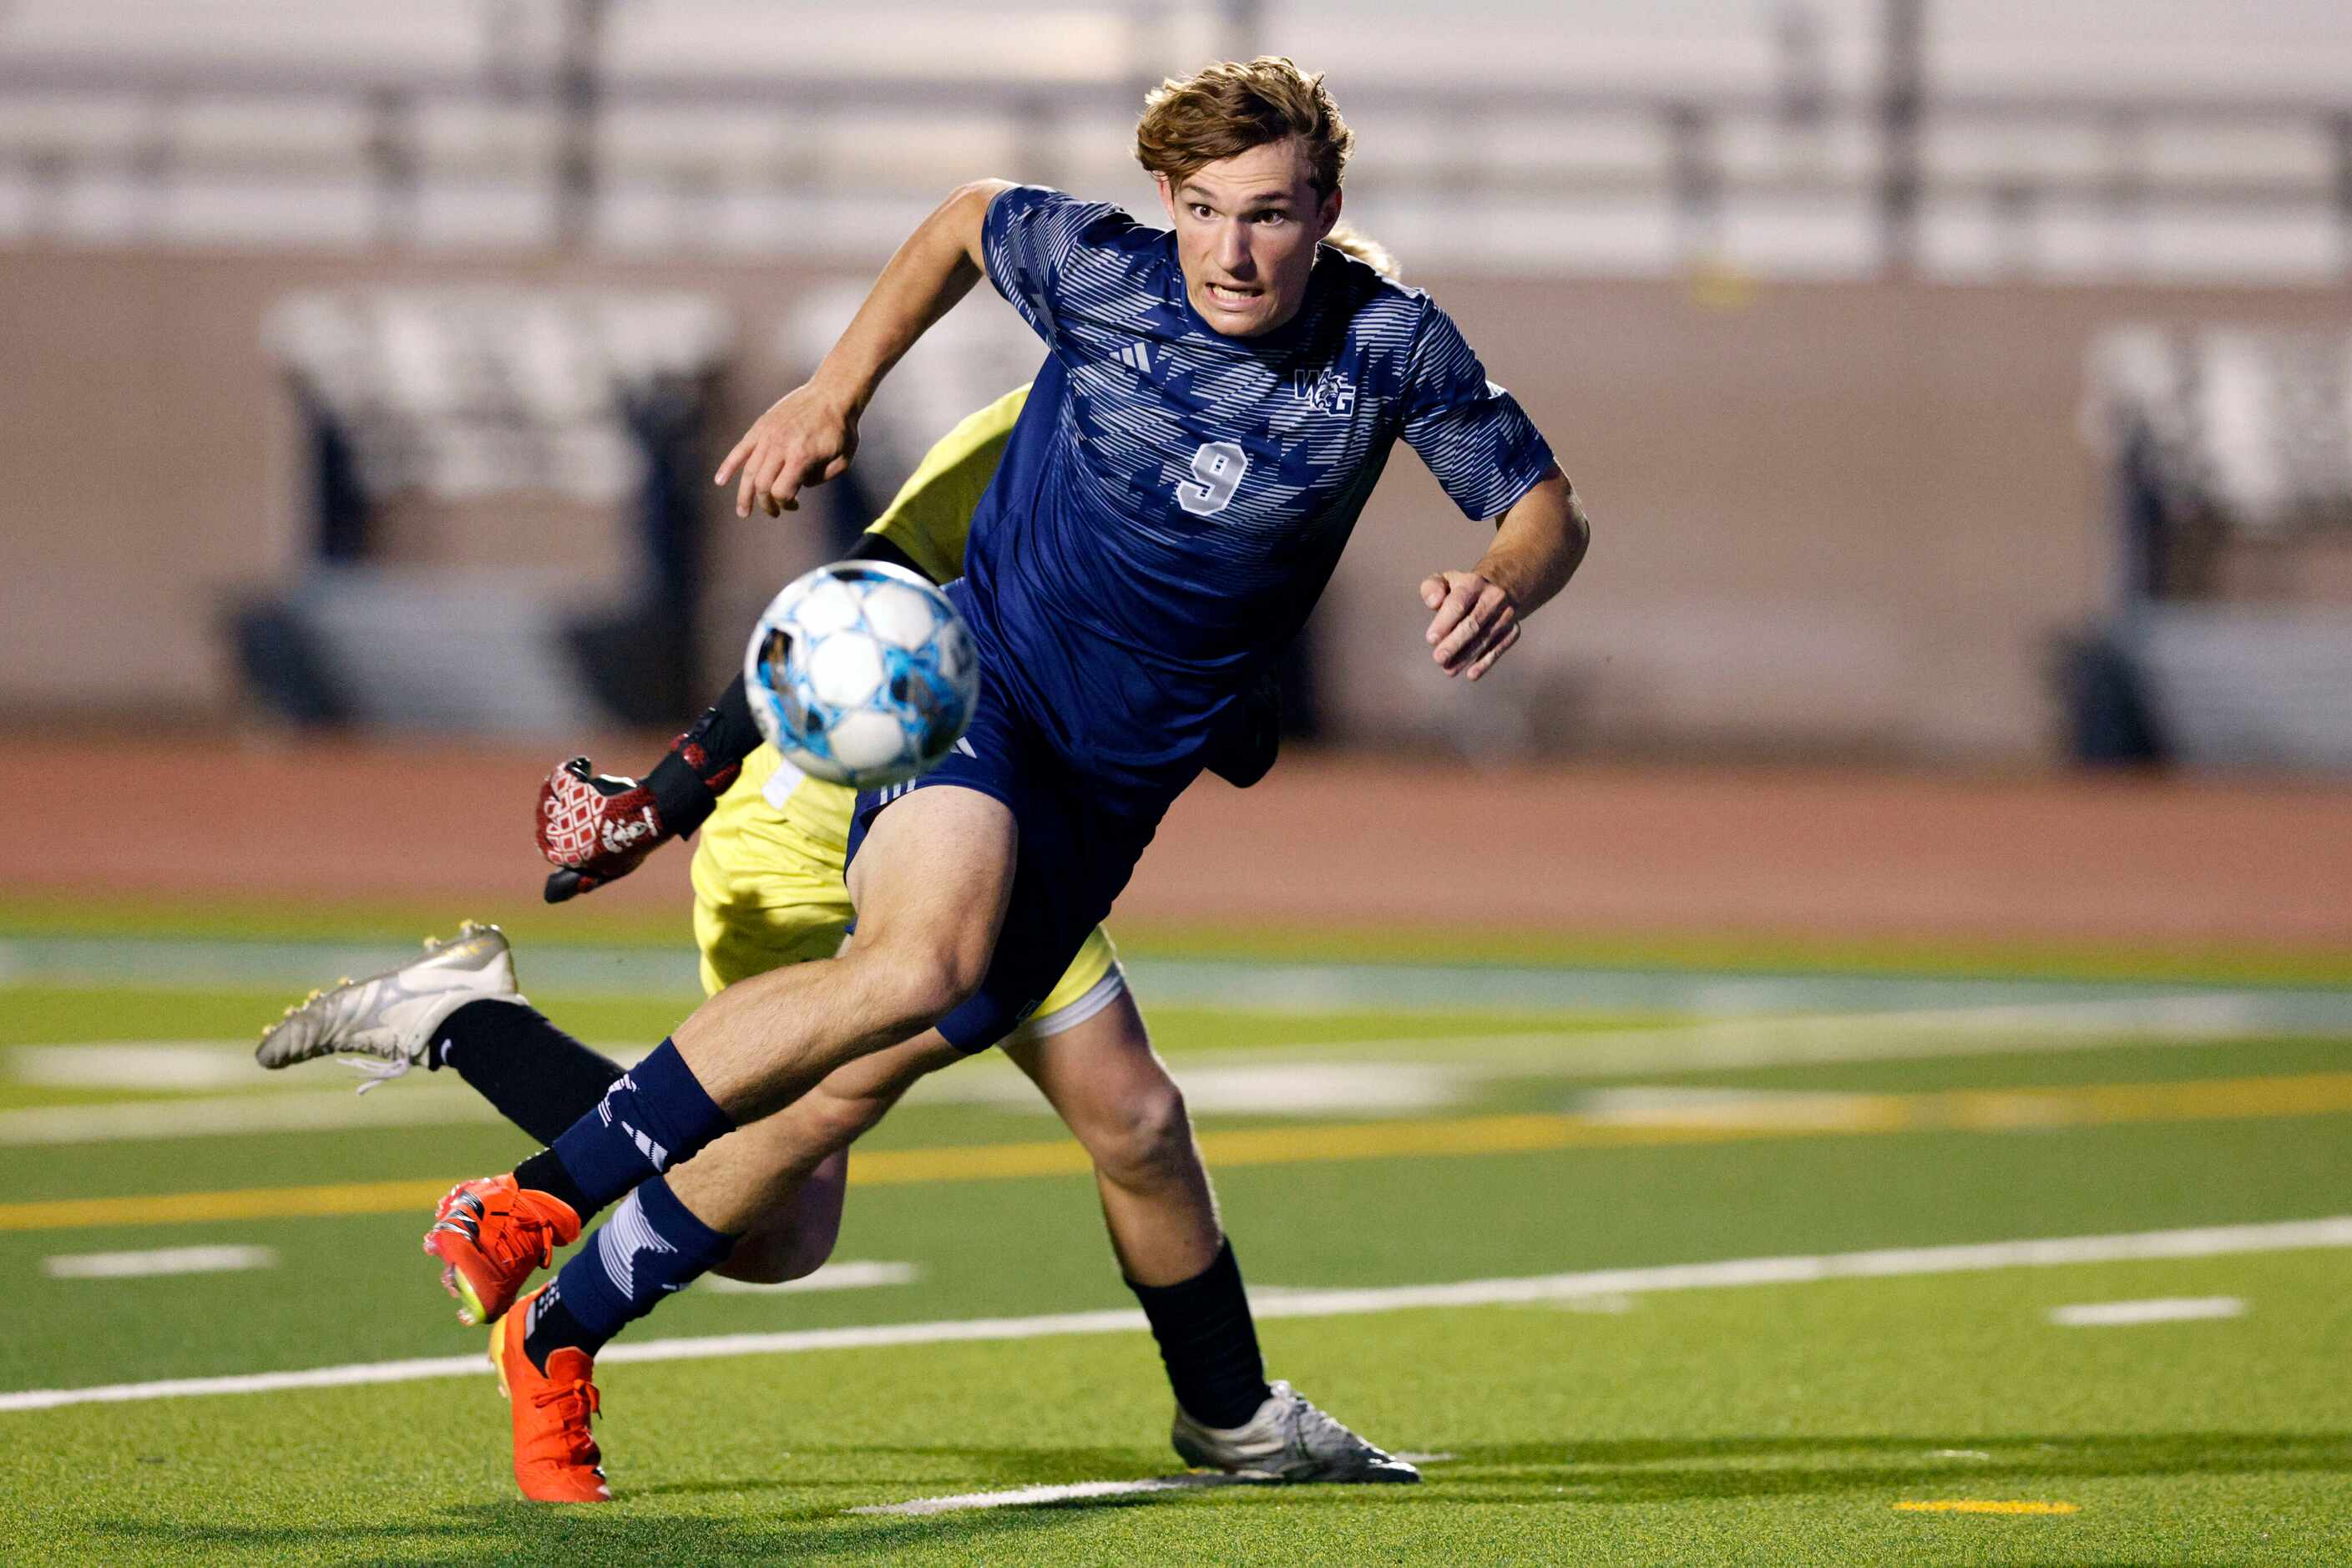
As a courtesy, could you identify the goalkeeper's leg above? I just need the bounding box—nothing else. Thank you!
[1004,996,1416,1482]
[253,921,861,1287]
[272,973,856,1288]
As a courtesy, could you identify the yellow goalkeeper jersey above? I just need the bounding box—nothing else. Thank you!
[690,383,1116,1017]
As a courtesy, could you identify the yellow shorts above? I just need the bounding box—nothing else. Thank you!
[690,745,1123,1036]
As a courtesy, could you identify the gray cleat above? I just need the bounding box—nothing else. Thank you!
[255,922,525,1089]
[1171,1380,1421,1484]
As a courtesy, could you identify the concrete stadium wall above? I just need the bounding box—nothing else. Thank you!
[3,245,2346,761]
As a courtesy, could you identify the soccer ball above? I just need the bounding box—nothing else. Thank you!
[742,560,979,790]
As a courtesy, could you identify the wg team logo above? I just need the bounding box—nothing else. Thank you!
[1291,367,1357,415]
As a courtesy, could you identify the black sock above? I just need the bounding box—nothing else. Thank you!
[432,999,625,1146]
[520,1283,594,1374]
[1126,1240,1270,1429]
[513,1146,591,1221]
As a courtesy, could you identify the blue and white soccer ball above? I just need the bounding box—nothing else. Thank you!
[743,560,979,790]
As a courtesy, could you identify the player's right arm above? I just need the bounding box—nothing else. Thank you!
[717,180,1013,520]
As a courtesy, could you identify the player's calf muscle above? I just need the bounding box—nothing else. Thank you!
[711,1154,847,1284]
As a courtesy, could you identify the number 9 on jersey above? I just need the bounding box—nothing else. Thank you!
[1177,440,1249,518]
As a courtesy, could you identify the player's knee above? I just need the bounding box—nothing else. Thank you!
[887,954,975,1034]
[802,1086,893,1153]
[1090,1080,1198,1189]
[864,933,989,1034]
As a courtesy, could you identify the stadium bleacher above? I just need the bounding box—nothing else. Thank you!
[0,0,2344,279]
[2075,324,2352,767]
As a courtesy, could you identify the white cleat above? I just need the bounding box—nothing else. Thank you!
[1171,1381,1421,1484]
[255,922,525,1089]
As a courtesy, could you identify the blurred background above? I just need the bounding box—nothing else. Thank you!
[2,0,2349,945]
[4,11,2352,1550]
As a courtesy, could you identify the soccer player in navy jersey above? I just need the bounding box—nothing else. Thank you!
[400,58,1590,1498]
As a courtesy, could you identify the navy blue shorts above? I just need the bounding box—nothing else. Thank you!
[847,671,1166,1053]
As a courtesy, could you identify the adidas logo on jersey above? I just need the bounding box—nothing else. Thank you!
[1115,341,1155,374]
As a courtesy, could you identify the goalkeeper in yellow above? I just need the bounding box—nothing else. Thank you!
[265,253,1416,1486]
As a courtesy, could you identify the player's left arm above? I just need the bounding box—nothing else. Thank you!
[1398,294,1590,682]
[1420,466,1591,680]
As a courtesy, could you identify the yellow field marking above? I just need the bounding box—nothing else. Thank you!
[1894,1500,2080,1515]
[0,1178,455,1233]
[3,1070,2350,1233]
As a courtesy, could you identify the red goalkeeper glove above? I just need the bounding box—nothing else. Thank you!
[537,740,744,903]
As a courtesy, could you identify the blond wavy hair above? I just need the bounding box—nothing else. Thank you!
[1323,223,1397,279]
[1135,57,1355,195]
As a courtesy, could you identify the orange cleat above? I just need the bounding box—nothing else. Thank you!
[424,1173,581,1326]
[492,1289,610,1503]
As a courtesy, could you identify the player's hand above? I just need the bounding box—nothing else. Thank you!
[1419,569,1522,680]
[715,382,861,519]
[535,757,671,903]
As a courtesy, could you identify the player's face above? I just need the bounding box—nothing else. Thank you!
[1156,139,1341,339]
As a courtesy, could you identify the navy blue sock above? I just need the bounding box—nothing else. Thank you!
[523,1176,736,1369]
[530,1039,733,1221]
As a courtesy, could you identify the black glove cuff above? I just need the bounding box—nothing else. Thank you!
[700,674,768,768]
[845,531,930,579]
[645,751,720,837]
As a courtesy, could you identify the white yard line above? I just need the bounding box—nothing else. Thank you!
[12,934,2351,1024]
[43,1245,278,1280]
[1229,1218,2349,1317]
[851,1474,1260,1515]
[1262,998,2316,1080]
[854,1454,1460,1515]
[702,1261,920,1294]
[0,1353,497,1411]
[0,1044,649,1147]
[2047,1296,2247,1327]
[11,1044,267,1091]
[918,1061,1479,1116]
[3,1216,2344,1414]
[5,989,2328,1150]
[0,1087,505,1146]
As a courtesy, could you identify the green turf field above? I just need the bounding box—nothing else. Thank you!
[3,918,2349,1565]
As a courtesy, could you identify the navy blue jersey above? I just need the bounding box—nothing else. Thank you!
[960,184,1556,808]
